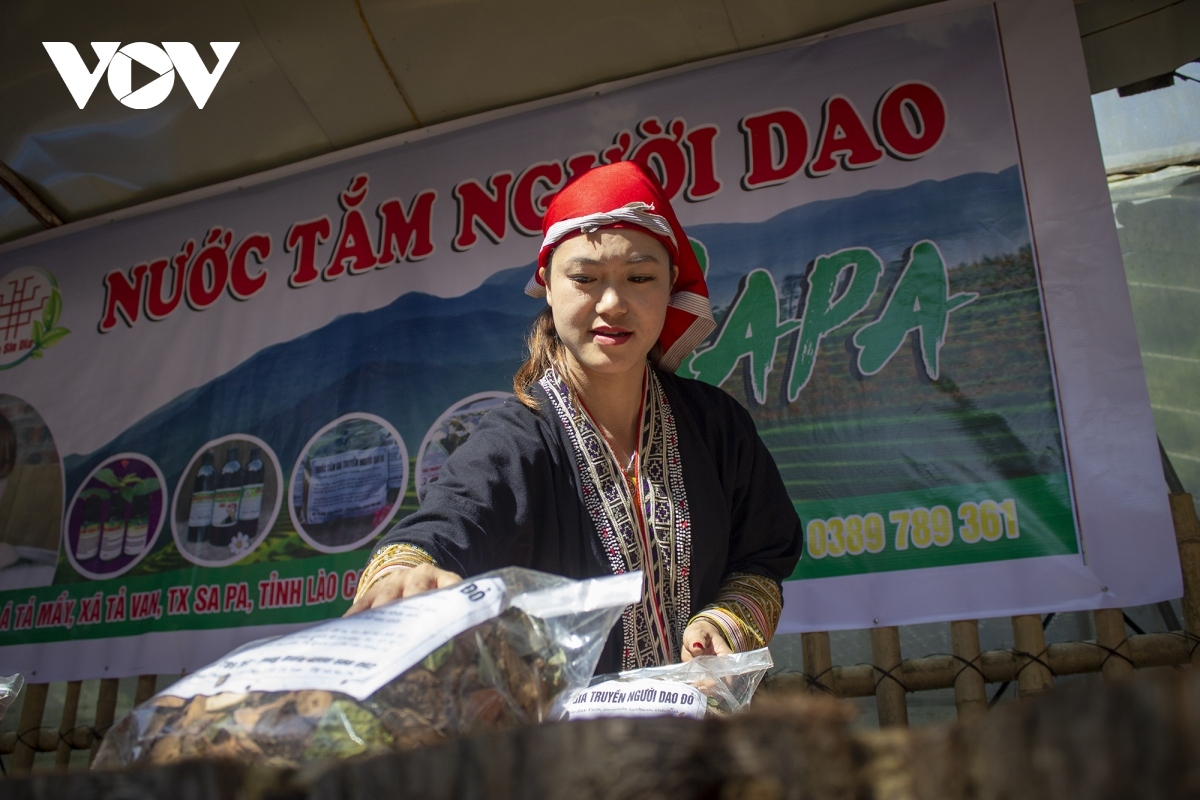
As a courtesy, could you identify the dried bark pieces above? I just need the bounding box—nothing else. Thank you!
[94,608,568,769]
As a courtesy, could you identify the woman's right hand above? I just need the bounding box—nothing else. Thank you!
[344,563,463,616]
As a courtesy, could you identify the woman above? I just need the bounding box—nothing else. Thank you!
[349,161,801,673]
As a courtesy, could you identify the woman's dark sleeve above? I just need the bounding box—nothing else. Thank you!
[687,382,802,650]
[362,400,551,584]
[722,394,803,582]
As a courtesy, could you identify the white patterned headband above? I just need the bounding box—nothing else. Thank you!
[540,202,678,255]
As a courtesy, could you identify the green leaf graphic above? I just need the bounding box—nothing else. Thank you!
[32,319,44,341]
[43,289,62,328]
[93,468,122,487]
[131,478,161,497]
[39,327,69,348]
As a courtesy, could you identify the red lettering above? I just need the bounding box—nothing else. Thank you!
[224,582,239,612]
[286,217,332,288]
[36,600,56,627]
[306,570,338,605]
[342,569,359,600]
[326,212,376,277]
[377,190,437,263]
[875,81,947,160]
[807,95,884,176]
[77,593,102,625]
[167,586,192,615]
[195,584,221,613]
[228,233,271,299]
[130,590,162,621]
[144,239,193,321]
[564,152,599,182]
[14,597,35,630]
[453,172,513,251]
[98,263,149,333]
[326,174,378,279]
[683,124,721,202]
[510,162,565,236]
[0,600,10,631]
[104,589,126,622]
[224,581,253,613]
[631,118,688,200]
[739,108,809,190]
[186,228,233,310]
[602,131,633,165]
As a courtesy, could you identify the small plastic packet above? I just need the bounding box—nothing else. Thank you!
[93,567,640,769]
[558,647,773,721]
[0,673,24,724]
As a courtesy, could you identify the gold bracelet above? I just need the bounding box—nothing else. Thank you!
[354,543,437,602]
[687,573,783,652]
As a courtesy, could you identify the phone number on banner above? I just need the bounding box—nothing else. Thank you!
[805,499,1019,559]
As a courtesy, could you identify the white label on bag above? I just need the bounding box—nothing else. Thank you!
[306,446,388,523]
[163,578,506,701]
[561,678,705,720]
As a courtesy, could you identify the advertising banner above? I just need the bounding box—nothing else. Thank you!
[0,0,1178,681]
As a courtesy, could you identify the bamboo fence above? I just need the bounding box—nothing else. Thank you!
[2,488,1197,778]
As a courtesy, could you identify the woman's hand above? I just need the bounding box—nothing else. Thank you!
[681,618,733,661]
[344,564,463,616]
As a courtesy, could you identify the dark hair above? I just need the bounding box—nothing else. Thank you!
[512,307,664,410]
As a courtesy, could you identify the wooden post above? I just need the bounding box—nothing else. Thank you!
[89,677,120,763]
[870,626,908,727]
[1169,493,1200,661]
[1093,608,1134,681]
[1011,614,1053,699]
[950,619,987,722]
[55,680,82,770]
[801,631,834,695]
[11,682,49,775]
[134,674,157,705]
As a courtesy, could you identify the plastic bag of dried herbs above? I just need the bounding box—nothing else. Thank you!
[93,568,640,769]
[557,648,773,721]
[0,673,23,723]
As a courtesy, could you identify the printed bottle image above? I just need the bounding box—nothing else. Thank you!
[99,493,127,562]
[385,432,403,504]
[188,451,216,544]
[237,447,265,540]
[76,494,104,561]
[209,446,243,547]
[124,492,152,556]
[292,460,307,524]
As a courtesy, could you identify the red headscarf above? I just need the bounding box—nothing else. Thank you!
[525,161,715,372]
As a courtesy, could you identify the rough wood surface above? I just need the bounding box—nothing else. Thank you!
[11,682,48,775]
[90,679,119,764]
[9,669,1200,799]
[950,620,986,723]
[1171,492,1200,655]
[1010,615,1053,699]
[55,681,81,771]
[801,632,833,695]
[1092,609,1134,681]
[870,627,908,728]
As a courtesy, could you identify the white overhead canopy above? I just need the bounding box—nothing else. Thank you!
[1,0,1197,244]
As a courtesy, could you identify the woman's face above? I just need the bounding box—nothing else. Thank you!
[542,228,674,383]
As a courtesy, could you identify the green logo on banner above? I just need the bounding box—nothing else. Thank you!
[685,239,976,401]
[0,266,71,370]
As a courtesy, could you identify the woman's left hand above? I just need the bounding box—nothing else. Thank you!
[681,618,733,661]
